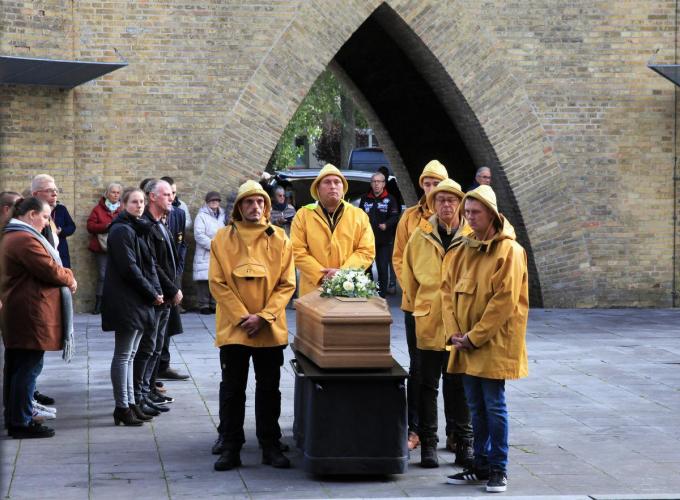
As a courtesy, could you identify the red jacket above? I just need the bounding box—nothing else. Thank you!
[86,197,121,253]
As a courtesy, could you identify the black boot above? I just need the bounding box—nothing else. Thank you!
[420,442,439,468]
[136,398,160,417]
[143,396,170,413]
[113,407,143,426]
[214,448,241,471]
[212,434,226,455]
[93,295,102,315]
[129,404,153,421]
[262,445,290,469]
[455,437,474,468]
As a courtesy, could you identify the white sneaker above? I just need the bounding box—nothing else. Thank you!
[32,406,56,420]
[32,400,56,414]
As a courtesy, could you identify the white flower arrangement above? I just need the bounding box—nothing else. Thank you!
[320,268,378,299]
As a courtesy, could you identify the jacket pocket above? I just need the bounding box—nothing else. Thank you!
[454,277,476,295]
[233,263,267,281]
[412,303,431,317]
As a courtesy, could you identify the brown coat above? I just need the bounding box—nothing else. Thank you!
[0,231,75,351]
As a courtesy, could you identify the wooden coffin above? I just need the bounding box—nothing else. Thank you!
[293,292,393,369]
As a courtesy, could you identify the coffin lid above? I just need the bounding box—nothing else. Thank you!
[294,292,392,324]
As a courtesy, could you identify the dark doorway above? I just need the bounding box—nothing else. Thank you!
[333,3,543,306]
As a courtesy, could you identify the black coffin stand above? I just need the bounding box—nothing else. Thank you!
[291,349,408,475]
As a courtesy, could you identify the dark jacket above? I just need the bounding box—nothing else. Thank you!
[142,210,179,303]
[86,197,121,253]
[101,211,162,333]
[0,230,76,350]
[167,203,187,274]
[52,203,76,268]
[359,190,400,247]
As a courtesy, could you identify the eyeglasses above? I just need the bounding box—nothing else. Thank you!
[478,175,491,180]
[37,188,59,195]
[371,180,385,184]
[208,199,221,203]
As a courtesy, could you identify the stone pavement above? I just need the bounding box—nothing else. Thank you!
[1,301,679,499]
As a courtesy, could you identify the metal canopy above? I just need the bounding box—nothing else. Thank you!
[649,64,680,87]
[0,55,126,89]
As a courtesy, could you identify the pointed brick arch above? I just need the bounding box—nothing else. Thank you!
[198,1,595,307]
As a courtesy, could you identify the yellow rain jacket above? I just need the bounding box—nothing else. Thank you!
[290,200,375,297]
[443,215,529,380]
[209,219,296,348]
[401,214,471,350]
[392,197,432,312]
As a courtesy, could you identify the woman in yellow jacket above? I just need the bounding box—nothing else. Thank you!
[208,180,296,472]
[290,164,375,297]
[401,179,472,469]
[391,159,448,451]
[443,185,529,493]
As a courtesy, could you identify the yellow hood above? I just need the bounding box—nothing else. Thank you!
[418,159,448,187]
[231,180,271,222]
[426,178,465,212]
[310,164,349,201]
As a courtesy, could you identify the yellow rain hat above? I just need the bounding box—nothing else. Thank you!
[309,163,349,201]
[418,159,448,187]
[231,180,272,221]
[426,178,465,212]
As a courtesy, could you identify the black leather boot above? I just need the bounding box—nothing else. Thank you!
[214,448,241,471]
[455,437,474,468]
[129,404,153,421]
[93,295,102,315]
[136,398,160,417]
[262,445,290,469]
[420,442,439,468]
[113,407,143,426]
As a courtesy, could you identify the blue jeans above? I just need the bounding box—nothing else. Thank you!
[111,330,144,408]
[5,349,44,427]
[462,375,508,472]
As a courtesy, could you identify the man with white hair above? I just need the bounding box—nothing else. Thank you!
[468,166,492,191]
[31,174,60,249]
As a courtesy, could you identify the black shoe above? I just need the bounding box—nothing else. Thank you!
[137,399,161,416]
[9,421,55,439]
[257,440,290,452]
[454,437,474,468]
[157,367,190,381]
[420,443,439,468]
[486,469,508,493]
[92,295,102,315]
[113,407,143,426]
[214,449,241,471]
[200,307,212,315]
[143,397,170,413]
[33,391,55,405]
[262,446,290,469]
[212,435,227,455]
[447,466,489,485]
[129,404,153,421]
[148,392,173,405]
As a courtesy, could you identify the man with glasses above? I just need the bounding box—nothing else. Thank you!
[359,171,400,298]
[31,174,60,249]
[468,166,492,191]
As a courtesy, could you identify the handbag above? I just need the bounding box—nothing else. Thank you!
[97,233,108,252]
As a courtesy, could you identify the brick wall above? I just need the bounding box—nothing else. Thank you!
[1,0,678,309]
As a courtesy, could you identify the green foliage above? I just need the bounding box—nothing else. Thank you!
[270,70,367,170]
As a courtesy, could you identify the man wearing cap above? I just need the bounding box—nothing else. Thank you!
[401,179,473,469]
[392,159,448,452]
[443,185,529,493]
[290,164,375,297]
[209,180,296,472]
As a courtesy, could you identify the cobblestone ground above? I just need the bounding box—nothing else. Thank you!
[1,300,679,499]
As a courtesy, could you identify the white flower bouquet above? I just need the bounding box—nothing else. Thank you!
[320,268,378,299]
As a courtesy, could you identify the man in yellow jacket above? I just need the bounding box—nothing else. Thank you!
[209,180,296,472]
[290,164,375,297]
[401,179,472,469]
[392,159,448,451]
[443,185,529,493]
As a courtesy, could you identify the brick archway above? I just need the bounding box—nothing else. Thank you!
[197,1,594,308]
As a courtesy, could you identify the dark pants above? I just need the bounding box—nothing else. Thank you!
[417,348,472,445]
[217,344,284,450]
[133,307,170,401]
[159,333,171,374]
[374,244,392,298]
[463,375,508,472]
[404,311,420,434]
[4,349,44,427]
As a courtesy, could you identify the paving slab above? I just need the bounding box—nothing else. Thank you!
[1,303,680,499]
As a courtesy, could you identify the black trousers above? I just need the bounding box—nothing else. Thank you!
[404,311,420,433]
[374,244,392,298]
[217,344,284,450]
[417,348,472,445]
